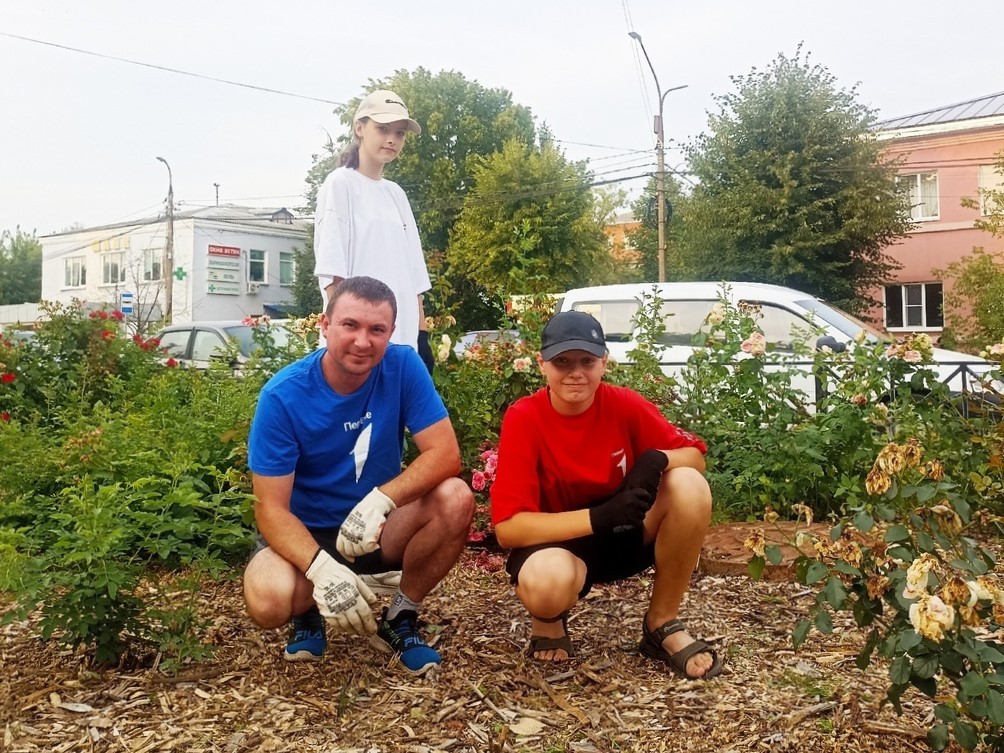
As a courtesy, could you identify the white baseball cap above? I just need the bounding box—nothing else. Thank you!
[354,90,421,134]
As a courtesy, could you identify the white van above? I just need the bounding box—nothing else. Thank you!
[556,282,991,401]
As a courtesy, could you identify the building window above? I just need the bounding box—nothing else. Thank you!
[249,249,266,283]
[979,165,1004,216]
[898,172,940,221]
[102,252,126,285]
[64,257,86,287]
[885,283,944,329]
[279,251,294,286]
[143,248,162,281]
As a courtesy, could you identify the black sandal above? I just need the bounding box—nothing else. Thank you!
[640,617,722,680]
[527,611,574,659]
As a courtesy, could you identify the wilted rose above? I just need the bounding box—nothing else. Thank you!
[909,594,955,641]
[865,467,891,496]
[850,393,868,407]
[743,528,766,558]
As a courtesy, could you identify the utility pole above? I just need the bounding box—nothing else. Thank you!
[156,156,174,324]
[213,183,219,206]
[628,31,687,282]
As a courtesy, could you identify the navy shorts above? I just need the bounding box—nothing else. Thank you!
[251,526,399,574]
[506,527,655,598]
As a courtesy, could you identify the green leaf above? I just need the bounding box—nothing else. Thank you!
[934,702,958,724]
[976,642,1004,664]
[987,689,1004,726]
[829,522,843,541]
[912,653,940,679]
[852,510,874,532]
[822,576,848,609]
[833,560,860,576]
[960,671,990,697]
[805,561,829,585]
[927,722,950,751]
[916,531,935,553]
[888,546,914,561]
[914,485,937,503]
[875,504,898,521]
[857,630,880,670]
[890,655,911,684]
[747,556,766,581]
[814,610,833,634]
[911,676,937,697]
[884,524,911,543]
[899,629,922,651]
[792,618,812,650]
[765,545,783,566]
[953,720,978,750]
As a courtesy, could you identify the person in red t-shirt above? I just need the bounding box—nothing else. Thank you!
[490,311,722,680]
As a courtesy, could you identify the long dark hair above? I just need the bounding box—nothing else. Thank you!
[336,117,368,169]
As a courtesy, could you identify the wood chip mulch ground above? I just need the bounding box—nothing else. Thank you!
[0,530,956,753]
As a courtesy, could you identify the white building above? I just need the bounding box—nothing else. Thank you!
[39,205,308,329]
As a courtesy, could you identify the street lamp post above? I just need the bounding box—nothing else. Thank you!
[156,156,174,324]
[628,31,687,282]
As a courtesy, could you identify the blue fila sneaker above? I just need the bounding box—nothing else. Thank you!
[284,607,326,662]
[371,608,441,675]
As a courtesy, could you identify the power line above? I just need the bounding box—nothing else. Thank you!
[0,31,344,106]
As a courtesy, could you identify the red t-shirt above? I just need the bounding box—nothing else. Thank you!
[490,383,707,525]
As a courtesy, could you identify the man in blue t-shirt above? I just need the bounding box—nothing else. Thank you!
[243,276,473,676]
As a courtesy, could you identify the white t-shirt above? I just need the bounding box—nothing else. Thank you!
[314,167,431,349]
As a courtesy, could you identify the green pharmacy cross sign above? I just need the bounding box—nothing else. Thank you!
[174,267,187,281]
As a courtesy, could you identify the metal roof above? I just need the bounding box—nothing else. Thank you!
[876,91,1004,130]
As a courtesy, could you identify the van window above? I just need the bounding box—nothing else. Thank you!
[192,330,228,361]
[570,300,638,342]
[658,300,720,345]
[751,304,821,352]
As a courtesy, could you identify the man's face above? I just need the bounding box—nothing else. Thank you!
[537,349,606,414]
[321,293,395,380]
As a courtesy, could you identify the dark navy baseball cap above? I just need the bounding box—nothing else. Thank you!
[540,311,607,361]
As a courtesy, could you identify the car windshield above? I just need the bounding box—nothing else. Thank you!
[221,324,290,356]
[796,299,887,345]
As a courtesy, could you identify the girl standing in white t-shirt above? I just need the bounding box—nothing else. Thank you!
[314,89,434,371]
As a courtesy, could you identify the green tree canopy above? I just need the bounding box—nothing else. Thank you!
[678,49,909,314]
[447,139,611,294]
[0,228,42,305]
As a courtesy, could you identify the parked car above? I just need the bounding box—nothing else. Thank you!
[453,329,521,358]
[556,282,992,402]
[155,320,290,370]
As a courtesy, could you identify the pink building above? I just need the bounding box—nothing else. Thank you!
[872,92,1004,342]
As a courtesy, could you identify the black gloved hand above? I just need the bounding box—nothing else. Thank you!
[588,488,652,534]
[416,330,435,375]
[619,449,669,499]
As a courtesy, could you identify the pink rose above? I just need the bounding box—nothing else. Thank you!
[903,350,921,363]
[472,470,487,491]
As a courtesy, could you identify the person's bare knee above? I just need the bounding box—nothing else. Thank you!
[430,477,475,536]
[517,550,582,616]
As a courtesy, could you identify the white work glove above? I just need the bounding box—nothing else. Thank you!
[336,487,396,560]
[305,549,377,635]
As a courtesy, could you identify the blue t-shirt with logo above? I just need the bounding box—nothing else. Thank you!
[248,345,447,529]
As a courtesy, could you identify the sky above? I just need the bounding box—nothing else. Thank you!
[3,0,1003,238]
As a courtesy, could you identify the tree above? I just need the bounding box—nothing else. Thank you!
[678,49,910,315]
[447,139,611,294]
[627,176,688,282]
[0,228,42,305]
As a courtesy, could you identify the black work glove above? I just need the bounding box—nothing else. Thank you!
[588,488,652,534]
[619,449,669,499]
[416,330,434,375]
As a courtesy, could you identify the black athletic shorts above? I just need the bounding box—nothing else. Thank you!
[506,526,655,598]
[250,526,399,574]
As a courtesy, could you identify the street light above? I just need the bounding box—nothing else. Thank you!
[156,156,174,324]
[628,31,687,282]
